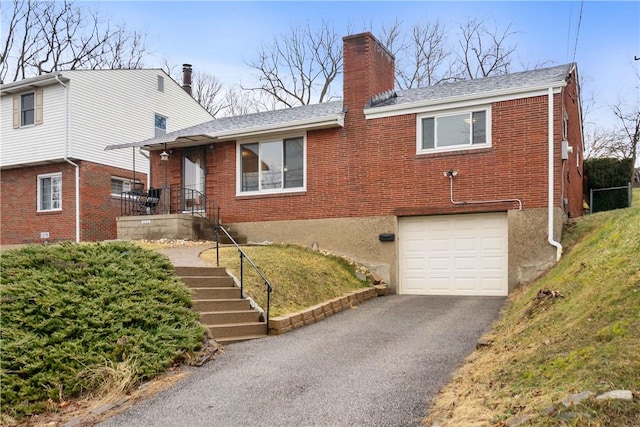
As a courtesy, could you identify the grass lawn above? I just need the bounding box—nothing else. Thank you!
[424,189,640,426]
[200,244,369,317]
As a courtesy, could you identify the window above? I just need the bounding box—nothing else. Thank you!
[13,89,42,128]
[21,93,35,126]
[417,108,490,153]
[239,137,305,194]
[38,173,62,212]
[155,114,167,137]
[111,177,137,196]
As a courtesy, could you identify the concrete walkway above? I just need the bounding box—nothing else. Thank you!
[157,244,216,267]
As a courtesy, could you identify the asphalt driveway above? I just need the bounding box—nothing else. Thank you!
[100,295,504,427]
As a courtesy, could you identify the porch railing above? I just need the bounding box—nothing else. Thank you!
[214,225,273,335]
[119,187,219,226]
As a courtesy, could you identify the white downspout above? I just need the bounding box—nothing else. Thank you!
[548,86,562,261]
[56,75,80,243]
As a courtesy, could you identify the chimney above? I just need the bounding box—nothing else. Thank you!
[182,63,192,96]
[342,33,395,114]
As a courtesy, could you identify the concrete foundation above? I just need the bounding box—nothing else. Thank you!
[507,207,563,291]
[116,214,210,241]
[232,209,563,294]
[116,208,563,295]
[231,216,398,289]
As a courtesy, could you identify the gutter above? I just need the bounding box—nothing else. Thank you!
[55,74,80,243]
[547,86,562,261]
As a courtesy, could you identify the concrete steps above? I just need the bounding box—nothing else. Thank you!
[175,266,267,344]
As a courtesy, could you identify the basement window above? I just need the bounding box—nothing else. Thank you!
[111,177,143,197]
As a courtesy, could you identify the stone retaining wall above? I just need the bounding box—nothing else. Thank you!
[268,284,389,335]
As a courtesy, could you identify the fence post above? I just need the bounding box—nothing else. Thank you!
[589,188,593,214]
[628,182,632,208]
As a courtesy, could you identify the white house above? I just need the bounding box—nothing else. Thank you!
[0,66,213,244]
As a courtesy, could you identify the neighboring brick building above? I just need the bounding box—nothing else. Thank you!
[0,67,213,244]
[109,33,584,296]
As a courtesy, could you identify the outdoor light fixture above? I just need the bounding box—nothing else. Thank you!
[160,151,169,161]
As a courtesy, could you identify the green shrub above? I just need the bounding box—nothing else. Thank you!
[584,157,633,212]
[0,242,206,417]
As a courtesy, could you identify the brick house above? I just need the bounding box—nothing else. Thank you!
[0,67,213,244]
[109,33,584,296]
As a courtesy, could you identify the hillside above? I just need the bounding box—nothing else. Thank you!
[424,196,640,426]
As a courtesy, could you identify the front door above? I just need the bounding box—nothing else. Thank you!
[182,147,206,211]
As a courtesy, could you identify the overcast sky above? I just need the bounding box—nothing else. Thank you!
[91,1,639,128]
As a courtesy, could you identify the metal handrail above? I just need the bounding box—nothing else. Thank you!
[214,225,272,335]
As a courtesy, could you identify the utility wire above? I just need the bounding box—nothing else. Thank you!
[571,0,584,65]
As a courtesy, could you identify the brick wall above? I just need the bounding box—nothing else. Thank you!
[164,92,565,225]
[0,161,145,244]
[562,70,584,218]
[144,36,582,227]
[79,161,146,242]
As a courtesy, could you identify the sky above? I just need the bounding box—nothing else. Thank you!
[89,1,639,129]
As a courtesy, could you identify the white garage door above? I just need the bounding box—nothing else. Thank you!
[399,213,508,296]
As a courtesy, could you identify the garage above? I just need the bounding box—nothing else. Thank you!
[399,213,508,296]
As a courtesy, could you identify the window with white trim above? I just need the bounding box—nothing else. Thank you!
[155,114,167,137]
[238,137,305,194]
[37,173,62,212]
[417,108,490,153]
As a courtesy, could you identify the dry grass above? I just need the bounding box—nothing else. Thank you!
[200,244,368,317]
[424,189,640,426]
[78,357,139,402]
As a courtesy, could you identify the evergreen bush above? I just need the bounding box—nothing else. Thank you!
[0,242,206,417]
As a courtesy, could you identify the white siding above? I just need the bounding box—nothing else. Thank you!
[65,69,213,173]
[1,69,212,172]
[0,85,67,167]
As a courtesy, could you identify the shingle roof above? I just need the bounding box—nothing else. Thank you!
[371,63,574,109]
[106,63,573,151]
[106,100,344,150]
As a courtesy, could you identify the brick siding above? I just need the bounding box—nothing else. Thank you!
[0,161,146,244]
[146,34,582,226]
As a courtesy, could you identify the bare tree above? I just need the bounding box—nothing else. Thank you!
[245,20,342,108]
[584,125,618,159]
[585,69,639,174]
[0,0,147,84]
[162,60,227,118]
[612,102,640,168]
[191,71,225,117]
[455,18,517,79]
[398,21,456,89]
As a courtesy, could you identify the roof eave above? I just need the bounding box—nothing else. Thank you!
[364,81,568,119]
[106,113,344,151]
[213,114,344,141]
[1,73,70,95]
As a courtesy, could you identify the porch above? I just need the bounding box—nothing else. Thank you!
[116,187,239,242]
